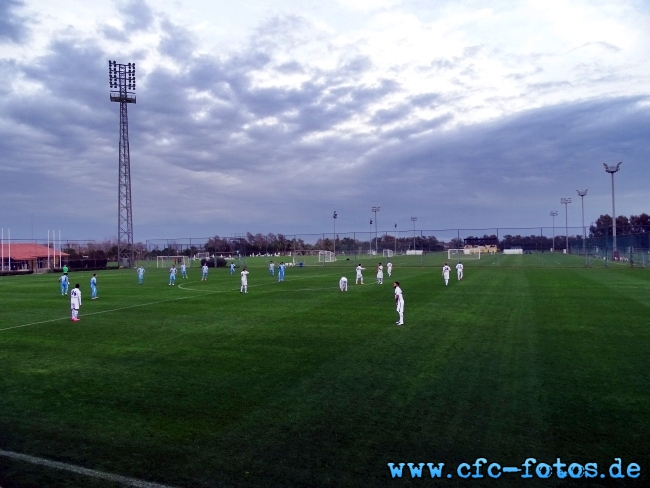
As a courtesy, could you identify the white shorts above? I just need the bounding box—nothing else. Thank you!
[70,303,80,310]
[377,272,383,279]
[396,301,404,313]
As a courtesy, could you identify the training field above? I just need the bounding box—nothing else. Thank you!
[1,258,649,487]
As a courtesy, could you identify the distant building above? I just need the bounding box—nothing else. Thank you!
[0,243,69,273]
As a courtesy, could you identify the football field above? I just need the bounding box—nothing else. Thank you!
[1,259,649,487]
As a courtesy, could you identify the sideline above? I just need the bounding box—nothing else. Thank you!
[0,449,175,488]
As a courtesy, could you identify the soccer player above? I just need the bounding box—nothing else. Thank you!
[62,264,69,274]
[442,263,451,286]
[355,264,365,284]
[339,276,348,292]
[181,263,188,279]
[387,261,393,277]
[278,262,285,282]
[269,261,275,276]
[201,263,208,281]
[230,262,236,275]
[394,281,404,325]
[90,273,98,299]
[70,283,81,321]
[59,273,69,295]
[240,267,249,293]
[376,262,384,284]
[169,265,177,286]
[137,266,145,284]
[456,261,464,281]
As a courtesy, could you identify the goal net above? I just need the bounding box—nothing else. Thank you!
[194,252,210,260]
[382,249,394,258]
[318,251,336,263]
[157,256,190,268]
[448,249,481,260]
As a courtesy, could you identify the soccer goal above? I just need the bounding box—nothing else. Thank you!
[156,256,189,268]
[382,249,394,258]
[318,251,336,263]
[448,249,481,260]
[194,252,210,260]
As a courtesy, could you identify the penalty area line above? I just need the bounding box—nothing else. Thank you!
[0,449,175,488]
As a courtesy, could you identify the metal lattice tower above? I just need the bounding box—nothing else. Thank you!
[109,60,136,266]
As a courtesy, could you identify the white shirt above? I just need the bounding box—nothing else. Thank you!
[394,286,404,304]
[356,265,364,276]
[339,277,348,286]
[202,265,208,273]
[170,267,177,275]
[456,263,463,271]
[387,262,392,269]
[70,287,82,307]
[442,265,451,277]
[241,270,249,283]
[269,263,275,270]
[181,264,186,272]
[137,267,144,276]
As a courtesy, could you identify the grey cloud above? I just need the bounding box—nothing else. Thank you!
[118,0,154,32]
[0,0,28,43]
[159,19,195,60]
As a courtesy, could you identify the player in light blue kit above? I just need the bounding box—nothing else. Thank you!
[169,265,177,286]
[269,261,275,276]
[201,263,209,281]
[278,262,285,282]
[137,266,145,284]
[59,273,69,295]
[230,262,236,275]
[181,263,188,279]
[90,273,98,299]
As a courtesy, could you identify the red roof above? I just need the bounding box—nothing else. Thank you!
[0,243,69,260]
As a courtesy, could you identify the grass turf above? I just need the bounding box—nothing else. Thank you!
[0,260,649,487]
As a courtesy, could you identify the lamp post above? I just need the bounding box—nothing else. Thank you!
[576,190,587,256]
[371,207,380,254]
[394,223,397,255]
[411,217,417,251]
[333,211,337,256]
[369,219,373,254]
[603,162,622,252]
[550,211,558,251]
[561,198,571,253]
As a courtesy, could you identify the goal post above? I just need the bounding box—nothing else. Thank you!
[382,249,394,258]
[448,249,481,260]
[156,256,190,268]
[318,251,336,263]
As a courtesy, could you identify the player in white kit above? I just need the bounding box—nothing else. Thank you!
[339,276,348,291]
[240,268,249,293]
[456,261,464,281]
[169,265,177,285]
[181,263,188,278]
[394,281,404,325]
[386,261,393,277]
[201,264,208,281]
[442,263,451,286]
[355,264,365,284]
[70,283,82,322]
[376,263,384,284]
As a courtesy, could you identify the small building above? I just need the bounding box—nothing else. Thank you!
[0,243,69,273]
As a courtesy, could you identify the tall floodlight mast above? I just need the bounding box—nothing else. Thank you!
[372,207,380,253]
[333,211,337,256]
[411,217,417,251]
[109,60,136,266]
[576,190,588,256]
[603,162,622,252]
[561,198,572,253]
[550,211,558,252]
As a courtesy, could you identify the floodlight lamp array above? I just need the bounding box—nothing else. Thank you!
[108,60,136,90]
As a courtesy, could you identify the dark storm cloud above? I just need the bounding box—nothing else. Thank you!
[0,0,28,43]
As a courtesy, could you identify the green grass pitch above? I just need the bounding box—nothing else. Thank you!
[1,257,649,487]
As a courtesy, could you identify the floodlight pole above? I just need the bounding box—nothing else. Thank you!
[394,223,397,255]
[411,217,417,251]
[372,207,380,254]
[561,198,571,253]
[604,162,622,252]
[108,60,137,267]
[550,211,558,252]
[576,190,588,255]
[333,211,337,256]
[369,219,373,254]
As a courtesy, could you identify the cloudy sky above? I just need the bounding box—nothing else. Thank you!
[1,0,649,242]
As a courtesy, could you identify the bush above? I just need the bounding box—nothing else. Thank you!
[215,257,226,267]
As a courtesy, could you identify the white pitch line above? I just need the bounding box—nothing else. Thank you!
[0,449,175,488]
[0,271,344,333]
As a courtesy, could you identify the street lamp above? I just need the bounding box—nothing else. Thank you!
[369,219,373,254]
[372,207,380,254]
[333,211,337,256]
[603,162,622,252]
[561,198,571,253]
[576,190,587,256]
[411,217,417,251]
[550,211,558,252]
[394,223,397,255]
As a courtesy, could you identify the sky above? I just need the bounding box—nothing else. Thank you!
[1,0,649,242]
